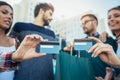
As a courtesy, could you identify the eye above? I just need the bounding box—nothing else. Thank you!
[1,10,7,14]
[1,10,13,19]
[108,16,111,19]
[114,14,120,18]
[10,13,13,19]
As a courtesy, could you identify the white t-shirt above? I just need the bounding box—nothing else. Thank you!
[0,39,16,80]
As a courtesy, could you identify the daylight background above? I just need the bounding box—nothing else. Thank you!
[1,0,120,41]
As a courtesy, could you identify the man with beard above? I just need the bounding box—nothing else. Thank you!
[80,14,117,79]
[9,3,55,80]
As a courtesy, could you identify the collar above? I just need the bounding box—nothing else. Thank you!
[87,32,99,37]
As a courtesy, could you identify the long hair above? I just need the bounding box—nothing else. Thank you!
[0,1,13,34]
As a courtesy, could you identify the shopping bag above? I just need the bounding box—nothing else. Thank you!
[55,51,95,80]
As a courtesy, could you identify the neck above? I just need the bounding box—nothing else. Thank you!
[33,17,44,27]
[0,29,7,39]
[88,30,97,36]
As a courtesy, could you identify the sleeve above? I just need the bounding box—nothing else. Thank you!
[50,31,55,39]
[0,52,19,71]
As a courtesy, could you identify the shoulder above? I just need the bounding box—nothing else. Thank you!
[14,22,30,27]
[46,28,54,33]
[107,36,115,42]
[12,22,31,32]
[45,28,55,37]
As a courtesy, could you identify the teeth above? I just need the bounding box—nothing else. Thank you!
[109,22,116,26]
[5,21,10,25]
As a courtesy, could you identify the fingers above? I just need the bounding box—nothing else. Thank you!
[63,46,73,52]
[88,37,102,43]
[99,32,108,42]
[104,67,113,80]
[26,34,43,41]
[95,77,104,80]
[88,43,112,57]
[33,53,46,58]
[23,34,43,45]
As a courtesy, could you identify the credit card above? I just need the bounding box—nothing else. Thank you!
[74,39,92,50]
[39,41,60,54]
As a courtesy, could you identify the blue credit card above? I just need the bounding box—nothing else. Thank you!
[39,41,60,54]
[74,39,93,50]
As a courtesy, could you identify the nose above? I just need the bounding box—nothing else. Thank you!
[49,17,53,22]
[109,16,115,21]
[7,13,12,20]
[82,24,86,28]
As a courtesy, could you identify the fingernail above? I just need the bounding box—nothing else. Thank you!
[91,54,94,57]
[88,50,91,53]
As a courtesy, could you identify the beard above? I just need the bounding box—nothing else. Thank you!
[43,19,49,26]
[84,28,94,35]
[43,14,50,26]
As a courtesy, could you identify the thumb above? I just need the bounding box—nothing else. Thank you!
[33,53,46,58]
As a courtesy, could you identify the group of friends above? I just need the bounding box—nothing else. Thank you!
[0,1,120,80]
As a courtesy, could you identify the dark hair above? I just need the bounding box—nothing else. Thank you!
[0,1,13,34]
[108,6,120,13]
[108,6,120,36]
[81,14,98,25]
[34,2,54,18]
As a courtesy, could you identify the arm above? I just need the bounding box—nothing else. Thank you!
[0,52,18,71]
[88,37,120,68]
[0,34,45,71]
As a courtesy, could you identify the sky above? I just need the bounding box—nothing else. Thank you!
[2,0,120,19]
[1,0,120,35]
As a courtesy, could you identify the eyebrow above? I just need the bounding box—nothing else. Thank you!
[2,9,13,15]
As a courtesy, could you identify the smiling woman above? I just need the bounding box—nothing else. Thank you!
[0,1,16,80]
[0,2,45,80]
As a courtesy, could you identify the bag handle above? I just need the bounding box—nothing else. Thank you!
[70,46,81,58]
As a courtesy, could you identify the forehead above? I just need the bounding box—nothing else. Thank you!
[81,16,91,21]
[108,10,120,15]
[45,9,53,13]
[0,5,13,13]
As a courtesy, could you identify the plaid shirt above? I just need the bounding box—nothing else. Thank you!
[0,52,19,72]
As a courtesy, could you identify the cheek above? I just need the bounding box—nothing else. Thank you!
[44,15,48,20]
[0,18,3,24]
[118,23,120,29]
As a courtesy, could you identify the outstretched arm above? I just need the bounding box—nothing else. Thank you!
[0,34,45,71]
[88,37,120,68]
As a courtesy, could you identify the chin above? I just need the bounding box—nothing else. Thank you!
[111,28,120,32]
[3,25,10,29]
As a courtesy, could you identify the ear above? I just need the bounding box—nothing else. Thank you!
[93,20,98,26]
[38,8,44,15]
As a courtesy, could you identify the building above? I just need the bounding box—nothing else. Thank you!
[12,1,107,41]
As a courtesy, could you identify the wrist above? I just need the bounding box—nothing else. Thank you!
[11,52,19,62]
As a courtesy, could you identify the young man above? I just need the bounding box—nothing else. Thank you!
[10,3,55,80]
[63,14,117,79]
[80,14,117,78]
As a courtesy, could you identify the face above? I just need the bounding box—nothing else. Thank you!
[0,5,13,30]
[43,9,53,26]
[108,10,120,32]
[81,16,96,35]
